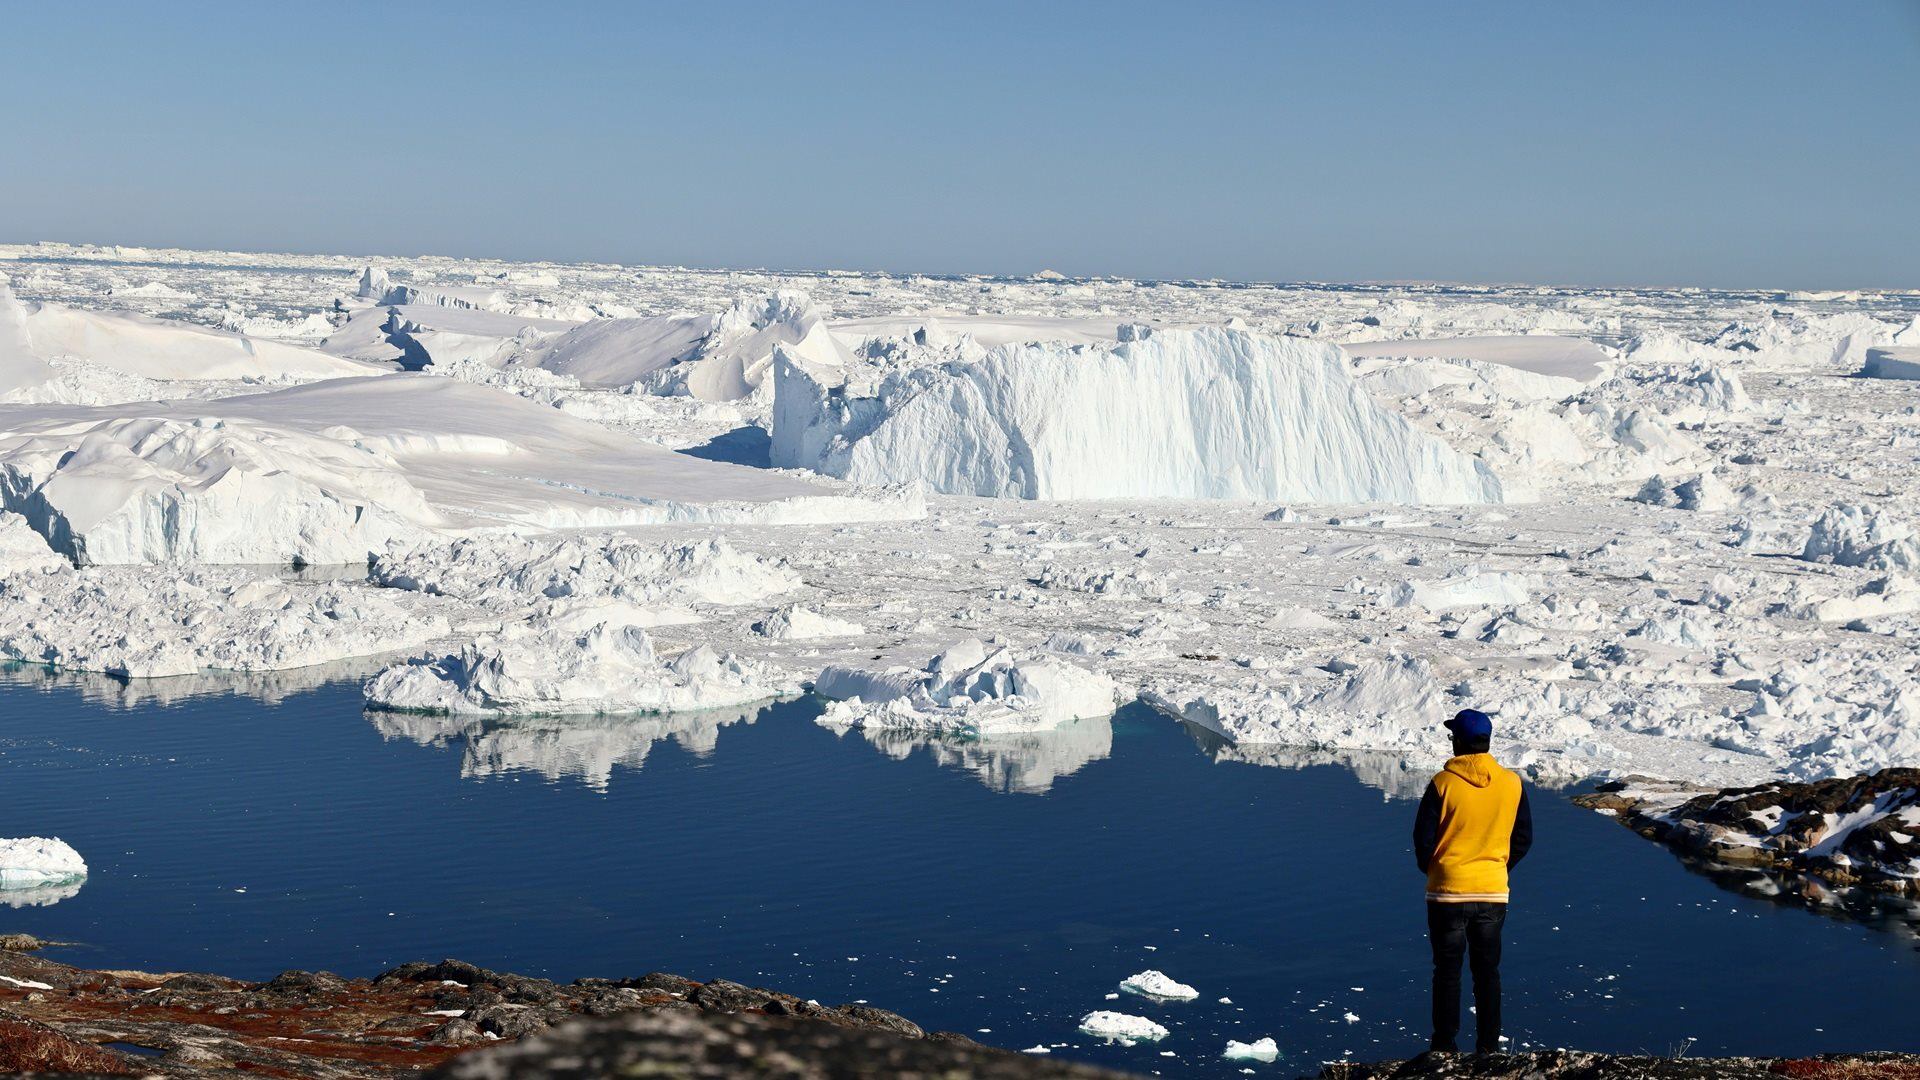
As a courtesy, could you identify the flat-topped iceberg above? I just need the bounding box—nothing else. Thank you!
[1862,346,1920,381]
[773,326,1505,503]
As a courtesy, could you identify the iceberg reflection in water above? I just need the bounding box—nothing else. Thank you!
[5,679,1920,1074]
[1179,722,1440,801]
[367,702,770,791]
[820,714,1115,796]
[0,656,389,711]
[0,878,85,909]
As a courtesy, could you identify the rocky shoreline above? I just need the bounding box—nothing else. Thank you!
[0,940,1123,1078]
[2,937,1916,1079]
[1574,769,1920,897]
[1316,1051,1920,1080]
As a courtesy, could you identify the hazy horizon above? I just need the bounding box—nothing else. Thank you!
[10,234,1915,298]
[3,1,1916,291]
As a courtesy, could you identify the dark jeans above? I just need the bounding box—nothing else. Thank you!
[1427,901,1506,1053]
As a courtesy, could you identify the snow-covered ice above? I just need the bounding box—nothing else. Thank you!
[364,600,793,717]
[1,242,1917,789]
[0,375,921,566]
[1120,970,1200,1000]
[1863,346,1920,381]
[814,639,1122,737]
[1078,1011,1170,1044]
[0,556,451,677]
[1223,1037,1281,1062]
[754,604,865,640]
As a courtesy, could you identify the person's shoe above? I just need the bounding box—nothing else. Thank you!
[1413,1047,1459,1069]
[1470,1050,1511,1069]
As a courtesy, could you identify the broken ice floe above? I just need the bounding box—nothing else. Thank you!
[1119,970,1199,1001]
[1078,1011,1169,1044]
[814,639,1121,737]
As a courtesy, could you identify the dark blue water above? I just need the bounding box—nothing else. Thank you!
[1,671,1916,1076]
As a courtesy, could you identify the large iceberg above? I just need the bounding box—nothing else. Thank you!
[0,375,919,564]
[772,326,1505,503]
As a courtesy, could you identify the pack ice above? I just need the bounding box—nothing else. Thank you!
[364,599,793,717]
[4,242,1920,794]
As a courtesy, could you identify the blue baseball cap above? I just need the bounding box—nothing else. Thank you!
[1446,709,1493,737]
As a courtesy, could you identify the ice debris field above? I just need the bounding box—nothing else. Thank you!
[3,240,1920,795]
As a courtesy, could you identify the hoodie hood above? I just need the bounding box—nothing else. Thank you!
[1444,753,1502,788]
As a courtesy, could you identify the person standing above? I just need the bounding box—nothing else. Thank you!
[1412,708,1533,1056]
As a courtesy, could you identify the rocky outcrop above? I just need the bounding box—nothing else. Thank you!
[0,949,1120,1078]
[1576,769,1920,896]
[426,1008,1131,1079]
[1319,1050,1920,1080]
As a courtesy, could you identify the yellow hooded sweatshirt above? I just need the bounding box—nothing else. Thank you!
[1416,753,1529,903]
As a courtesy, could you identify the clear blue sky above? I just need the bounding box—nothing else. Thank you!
[3,1,1916,289]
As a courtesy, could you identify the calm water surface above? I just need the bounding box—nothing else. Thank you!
[1,669,1916,1077]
